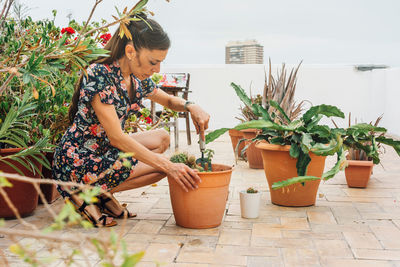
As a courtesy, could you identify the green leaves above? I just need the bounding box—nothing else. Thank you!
[271,176,321,190]
[302,104,345,124]
[205,128,230,144]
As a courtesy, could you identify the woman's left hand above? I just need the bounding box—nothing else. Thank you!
[188,104,210,141]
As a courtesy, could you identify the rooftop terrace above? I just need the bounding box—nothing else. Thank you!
[1,131,400,267]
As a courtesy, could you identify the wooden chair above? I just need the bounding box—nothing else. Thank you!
[151,73,192,149]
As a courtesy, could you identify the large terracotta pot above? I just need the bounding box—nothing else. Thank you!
[255,142,326,207]
[39,151,60,204]
[168,164,232,229]
[345,160,373,188]
[0,148,42,218]
[241,129,263,169]
[228,129,245,159]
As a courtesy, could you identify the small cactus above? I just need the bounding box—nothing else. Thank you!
[246,187,258,194]
[170,152,205,172]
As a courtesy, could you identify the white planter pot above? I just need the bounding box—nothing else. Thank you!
[239,191,261,219]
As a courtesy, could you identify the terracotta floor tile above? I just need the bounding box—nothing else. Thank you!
[352,248,400,261]
[218,228,251,245]
[314,239,353,259]
[343,231,382,249]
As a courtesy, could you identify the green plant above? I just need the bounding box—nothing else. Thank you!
[246,187,258,193]
[206,82,347,189]
[170,152,205,172]
[236,60,304,123]
[0,92,51,175]
[334,114,400,164]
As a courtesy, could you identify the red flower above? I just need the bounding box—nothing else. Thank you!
[99,33,112,46]
[145,117,152,124]
[61,27,75,35]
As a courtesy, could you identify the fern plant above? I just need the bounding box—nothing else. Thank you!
[206,82,347,189]
[0,93,51,176]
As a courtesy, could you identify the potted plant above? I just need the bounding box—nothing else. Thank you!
[168,150,233,229]
[0,94,51,218]
[207,89,347,207]
[239,187,262,219]
[231,60,304,168]
[0,9,115,204]
[336,115,400,188]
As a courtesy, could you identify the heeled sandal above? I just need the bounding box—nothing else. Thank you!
[65,194,118,227]
[97,196,137,219]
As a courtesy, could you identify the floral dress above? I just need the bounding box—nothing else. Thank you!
[52,61,158,196]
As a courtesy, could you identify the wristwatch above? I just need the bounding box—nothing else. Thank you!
[184,101,195,111]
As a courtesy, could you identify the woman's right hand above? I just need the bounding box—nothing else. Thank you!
[167,163,202,192]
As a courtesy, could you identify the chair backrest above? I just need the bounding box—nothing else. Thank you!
[157,73,190,89]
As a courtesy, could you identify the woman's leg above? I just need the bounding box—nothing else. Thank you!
[129,128,170,153]
[110,162,167,193]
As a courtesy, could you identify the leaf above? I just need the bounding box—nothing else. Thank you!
[270,100,291,123]
[205,128,230,144]
[376,136,400,156]
[296,150,311,176]
[321,148,347,180]
[289,143,300,158]
[310,135,342,156]
[121,251,145,267]
[231,82,252,108]
[300,133,313,154]
[302,104,344,124]
[129,0,149,14]
[272,176,321,190]
[0,176,13,187]
[350,123,387,133]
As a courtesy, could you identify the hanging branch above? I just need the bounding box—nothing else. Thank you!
[79,0,103,35]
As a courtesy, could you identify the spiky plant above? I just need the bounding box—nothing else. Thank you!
[0,93,51,176]
[235,59,304,124]
[246,187,258,193]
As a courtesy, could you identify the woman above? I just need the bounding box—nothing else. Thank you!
[53,14,210,227]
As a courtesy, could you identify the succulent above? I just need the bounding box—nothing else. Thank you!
[170,152,204,172]
[246,187,258,194]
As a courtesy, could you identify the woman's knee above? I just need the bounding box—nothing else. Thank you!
[157,128,170,152]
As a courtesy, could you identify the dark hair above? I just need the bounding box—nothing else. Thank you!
[68,14,170,124]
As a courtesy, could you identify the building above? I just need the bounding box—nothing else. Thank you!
[225,40,264,64]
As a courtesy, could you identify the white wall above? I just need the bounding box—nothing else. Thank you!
[159,64,400,136]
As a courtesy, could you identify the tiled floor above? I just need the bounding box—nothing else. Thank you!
[1,131,400,266]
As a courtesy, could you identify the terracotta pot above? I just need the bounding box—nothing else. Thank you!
[228,129,245,159]
[39,151,60,204]
[168,164,232,229]
[241,129,263,169]
[345,160,373,188]
[255,142,326,207]
[0,148,42,218]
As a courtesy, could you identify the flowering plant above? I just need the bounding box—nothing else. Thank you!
[125,107,177,132]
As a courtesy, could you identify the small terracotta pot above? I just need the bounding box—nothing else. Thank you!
[39,151,60,204]
[168,164,233,229]
[228,129,245,159]
[345,160,374,188]
[0,148,42,218]
[255,142,326,207]
[241,129,263,169]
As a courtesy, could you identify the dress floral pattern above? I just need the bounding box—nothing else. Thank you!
[52,61,158,196]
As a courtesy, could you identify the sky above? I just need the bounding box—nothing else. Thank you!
[18,0,400,66]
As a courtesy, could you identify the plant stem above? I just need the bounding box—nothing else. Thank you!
[80,0,103,35]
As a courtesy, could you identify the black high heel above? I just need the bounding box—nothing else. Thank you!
[97,196,137,218]
[64,191,117,227]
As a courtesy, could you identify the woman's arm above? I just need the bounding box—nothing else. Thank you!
[148,89,210,140]
[91,94,201,191]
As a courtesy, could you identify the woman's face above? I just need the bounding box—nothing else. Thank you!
[129,48,168,80]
